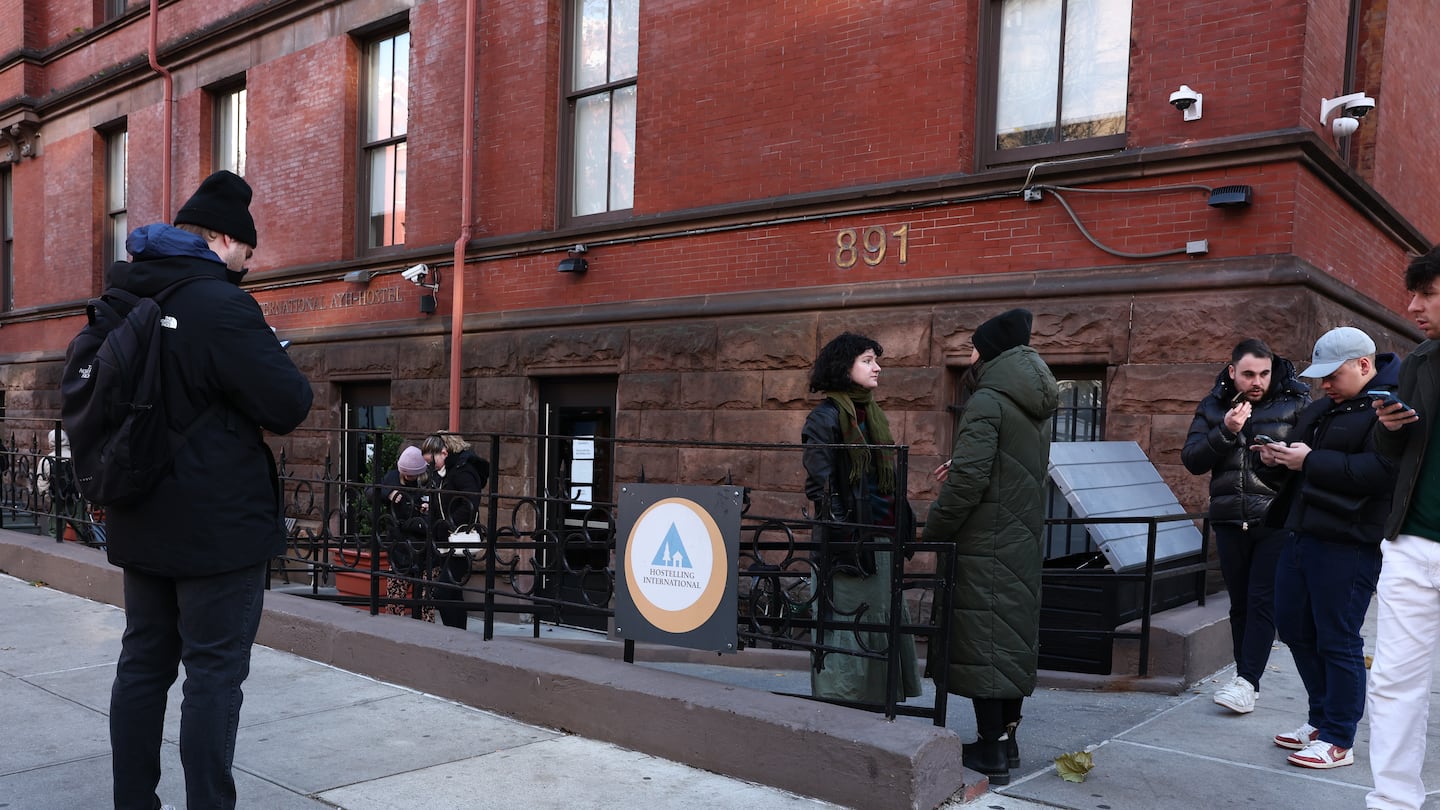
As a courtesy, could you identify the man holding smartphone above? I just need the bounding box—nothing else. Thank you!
[1368,245,1440,810]
[1182,338,1309,715]
[1257,326,1399,771]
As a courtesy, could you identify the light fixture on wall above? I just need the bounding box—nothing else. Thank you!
[1320,92,1376,139]
[558,245,588,274]
[342,269,374,284]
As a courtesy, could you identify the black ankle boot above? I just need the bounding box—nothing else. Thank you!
[962,738,1010,786]
[1004,718,1021,769]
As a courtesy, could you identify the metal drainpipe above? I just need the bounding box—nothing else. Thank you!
[147,0,173,216]
[448,0,479,432]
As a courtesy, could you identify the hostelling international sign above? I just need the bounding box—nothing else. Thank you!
[615,484,740,652]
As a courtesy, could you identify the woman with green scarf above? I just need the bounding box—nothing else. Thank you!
[801,332,922,704]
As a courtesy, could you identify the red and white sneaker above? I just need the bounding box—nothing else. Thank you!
[1274,722,1320,750]
[1287,739,1353,769]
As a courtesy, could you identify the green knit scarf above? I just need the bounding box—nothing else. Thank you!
[826,388,896,494]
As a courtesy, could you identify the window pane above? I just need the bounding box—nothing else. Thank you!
[610,0,639,81]
[366,33,409,142]
[573,93,610,216]
[575,0,610,90]
[608,85,635,210]
[996,0,1062,150]
[110,211,127,262]
[216,88,248,176]
[367,143,406,247]
[106,131,127,211]
[1060,0,1130,141]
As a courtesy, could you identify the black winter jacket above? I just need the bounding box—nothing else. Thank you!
[101,228,312,576]
[1377,340,1439,540]
[432,449,490,532]
[1181,356,1309,526]
[1270,353,1401,545]
[801,398,909,575]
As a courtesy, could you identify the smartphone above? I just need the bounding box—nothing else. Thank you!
[1230,390,1248,404]
[1367,390,1411,411]
[1252,434,1277,445]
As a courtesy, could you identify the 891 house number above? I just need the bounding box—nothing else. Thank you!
[833,224,910,270]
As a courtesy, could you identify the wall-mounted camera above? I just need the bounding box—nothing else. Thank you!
[1169,85,1202,121]
[401,263,432,285]
[1320,92,1377,140]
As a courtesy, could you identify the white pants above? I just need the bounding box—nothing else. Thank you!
[1367,534,1440,810]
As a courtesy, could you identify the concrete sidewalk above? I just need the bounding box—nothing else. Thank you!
[2,529,1439,809]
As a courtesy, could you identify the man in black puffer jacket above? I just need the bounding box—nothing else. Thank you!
[101,172,312,810]
[1259,326,1399,772]
[1183,338,1309,715]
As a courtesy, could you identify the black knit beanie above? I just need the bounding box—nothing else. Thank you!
[175,170,257,247]
[973,308,1033,361]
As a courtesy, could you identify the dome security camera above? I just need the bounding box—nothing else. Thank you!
[1168,86,1199,110]
[1344,95,1375,118]
[1320,92,1377,140]
[1168,85,1202,121]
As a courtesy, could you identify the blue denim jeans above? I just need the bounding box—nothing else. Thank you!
[1274,532,1381,749]
[1213,523,1286,689]
[110,562,267,810]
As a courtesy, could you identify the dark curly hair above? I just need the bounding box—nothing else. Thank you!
[808,332,883,393]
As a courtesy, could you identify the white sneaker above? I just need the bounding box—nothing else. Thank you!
[1287,738,1353,769]
[1213,675,1256,713]
[1274,722,1320,749]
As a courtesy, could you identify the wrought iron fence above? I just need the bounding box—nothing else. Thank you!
[270,426,954,724]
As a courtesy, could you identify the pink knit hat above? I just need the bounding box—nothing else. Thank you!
[397,446,427,476]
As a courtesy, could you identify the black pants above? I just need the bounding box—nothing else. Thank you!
[111,562,267,810]
[1214,523,1285,688]
[434,553,470,629]
[973,697,1024,740]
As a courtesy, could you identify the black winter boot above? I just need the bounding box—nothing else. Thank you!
[1004,718,1021,769]
[962,738,1010,786]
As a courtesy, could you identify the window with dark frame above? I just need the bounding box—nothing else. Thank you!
[979,0,1131,168]
[104,0,126,21]
[103,128,128,267]
[361,30,409,250]
[1,166,12,312]
[214,84,248,177]
[563,0,637,220]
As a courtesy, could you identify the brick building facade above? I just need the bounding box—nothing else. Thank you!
[0,0,1433,528]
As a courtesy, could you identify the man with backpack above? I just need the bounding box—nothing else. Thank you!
[83,171,311,810]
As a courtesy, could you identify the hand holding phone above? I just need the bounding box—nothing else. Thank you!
[1367,390,1412,411]
[1252,434,1278,445]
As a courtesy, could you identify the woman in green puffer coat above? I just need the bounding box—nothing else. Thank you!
[922,308,1059,786]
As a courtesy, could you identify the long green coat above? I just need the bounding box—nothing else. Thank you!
[921,345,1059,699]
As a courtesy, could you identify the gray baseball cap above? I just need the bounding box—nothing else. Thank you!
[1299,326,1376,378]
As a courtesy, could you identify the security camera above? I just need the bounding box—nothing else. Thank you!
[1343,95,1375,118]
[1168,85,1202,122]
[400,263,429,285]
[1320,92,1377,140]
[1168,85,1200,111]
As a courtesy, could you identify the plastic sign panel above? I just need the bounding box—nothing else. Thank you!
[615,484,740,652]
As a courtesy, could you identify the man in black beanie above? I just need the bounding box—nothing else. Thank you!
[102,171,311,810]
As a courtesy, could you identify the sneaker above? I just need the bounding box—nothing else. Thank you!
[1213,676,1256,713]
[1274,722,1320,750]
[1287,739,1354,769]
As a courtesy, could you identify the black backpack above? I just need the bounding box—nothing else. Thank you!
[60,275,214,507]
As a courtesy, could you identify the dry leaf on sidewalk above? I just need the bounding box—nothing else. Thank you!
[1055,750,1094,782]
